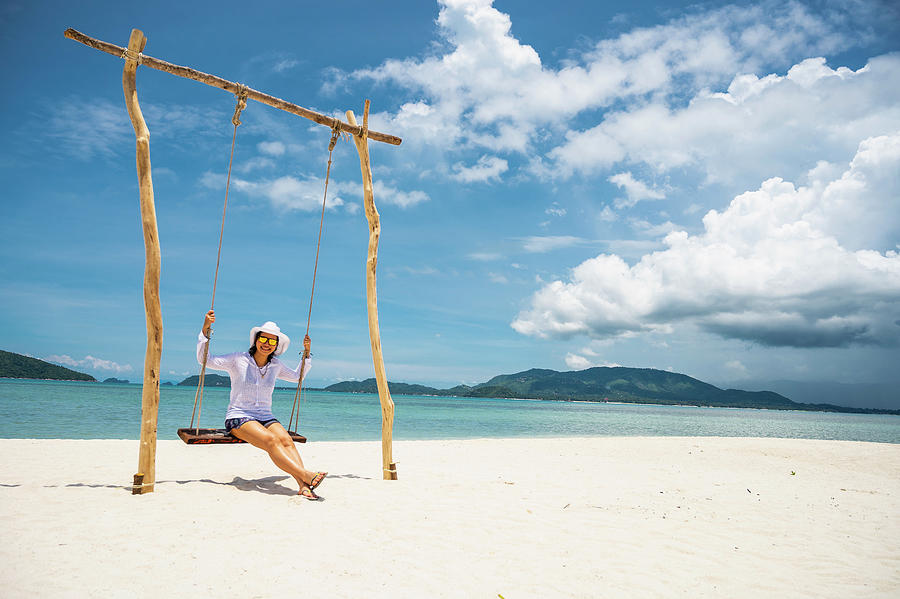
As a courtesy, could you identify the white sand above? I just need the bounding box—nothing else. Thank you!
[1,437,898,598]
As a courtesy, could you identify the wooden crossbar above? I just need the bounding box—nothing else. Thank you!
[63,28,402,146]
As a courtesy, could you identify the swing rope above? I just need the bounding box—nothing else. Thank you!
[189,85,248,433]
[289,124,342,432]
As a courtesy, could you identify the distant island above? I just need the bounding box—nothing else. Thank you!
[102,377,130,384]
[178,374,230,387]
[316,368,900,415]
[3,348,894,415]
[175,366,898,414]
[0,350,96,382]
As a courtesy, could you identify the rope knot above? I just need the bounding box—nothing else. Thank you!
[232,84,249,127]
[121,48,144,65]
[328,121,342,151]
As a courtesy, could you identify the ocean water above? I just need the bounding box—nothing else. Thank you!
[2,378,898,443]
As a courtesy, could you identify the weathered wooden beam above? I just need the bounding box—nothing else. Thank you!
[347,103,397,481]
[64,28,402,146]
[124,29,162,495]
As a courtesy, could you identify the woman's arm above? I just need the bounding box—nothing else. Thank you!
[277,335,313,382]
[196,310,230,370]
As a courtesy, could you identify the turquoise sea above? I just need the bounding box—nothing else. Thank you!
[1,378,898,443]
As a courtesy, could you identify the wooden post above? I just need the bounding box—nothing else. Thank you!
[347,103,397,481]
[123,29,162,494]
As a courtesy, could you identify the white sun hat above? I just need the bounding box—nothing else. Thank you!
[249,321,291,356]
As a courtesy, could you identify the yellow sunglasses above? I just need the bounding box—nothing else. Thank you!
[257,335,278,346]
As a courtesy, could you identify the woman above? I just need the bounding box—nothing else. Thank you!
[199,309,326,500]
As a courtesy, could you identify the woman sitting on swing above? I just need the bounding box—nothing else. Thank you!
[199,309,326,500]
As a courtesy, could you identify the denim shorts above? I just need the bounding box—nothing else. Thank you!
[224,417,280,433]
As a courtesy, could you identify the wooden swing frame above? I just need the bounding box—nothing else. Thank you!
[65,28,401,494]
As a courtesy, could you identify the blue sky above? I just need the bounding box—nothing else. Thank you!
[1,0,898,392]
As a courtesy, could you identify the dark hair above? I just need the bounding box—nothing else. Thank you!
[248,332,276,364]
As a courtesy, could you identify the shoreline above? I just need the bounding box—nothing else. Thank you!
[2,437,898,597]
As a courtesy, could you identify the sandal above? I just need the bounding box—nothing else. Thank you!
[309,471,327,490]
[299,487,319,501]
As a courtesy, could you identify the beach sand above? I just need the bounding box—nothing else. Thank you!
[1,437,898,598]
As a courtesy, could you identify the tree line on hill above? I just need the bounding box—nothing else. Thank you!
[0,350,95,381]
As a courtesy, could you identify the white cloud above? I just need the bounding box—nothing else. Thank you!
[372,181,430,208]
[547,55,900,183]
[266,176,345,211]
[38,97,239,161]
[565,352,622,370]
[237,156,276,174]
[201,172,345,212]
[47,354,133,373]
[608,172,666,208]
[347,0,862,167]
[564,353,592,370]
[628,219,681,238]
[467,252,502,261]
[43,98,131,160]
[366,101,466,153]
[545,203,566,217]
[451,155,508,182]
[724,359,750,379]
[807,132,900,251]
[684,203,704,215]
[512,133,900,348]
[258,141,286,156]
[325,180,431,209]
[273,59,299,73]
[598,206,618,222]
[488,272,508,284]
[520,235,584,253]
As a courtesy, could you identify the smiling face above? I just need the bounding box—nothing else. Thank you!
[255,333,279,356]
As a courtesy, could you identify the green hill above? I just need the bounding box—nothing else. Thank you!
[472,367,799,408]
[324,378,444,395]
[178,374,231,387]
[319,367,898,414]
[0,350,95,381]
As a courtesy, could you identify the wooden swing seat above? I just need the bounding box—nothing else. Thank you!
[177,428,306,445]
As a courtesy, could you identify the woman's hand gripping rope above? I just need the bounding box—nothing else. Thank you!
[202,309,215,339]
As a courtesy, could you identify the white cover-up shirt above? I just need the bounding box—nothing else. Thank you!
[196,333,312,421]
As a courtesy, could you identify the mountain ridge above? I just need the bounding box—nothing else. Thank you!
[320,366,899,415]
[3,348,894,415]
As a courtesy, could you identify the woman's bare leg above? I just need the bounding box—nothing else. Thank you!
[267,422,306,470]
[231,421,317,491]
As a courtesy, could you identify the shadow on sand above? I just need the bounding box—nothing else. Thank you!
[57,472,371,495]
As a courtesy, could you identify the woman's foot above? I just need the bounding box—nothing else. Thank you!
[308,471,327,490]
[299,486,319,501]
